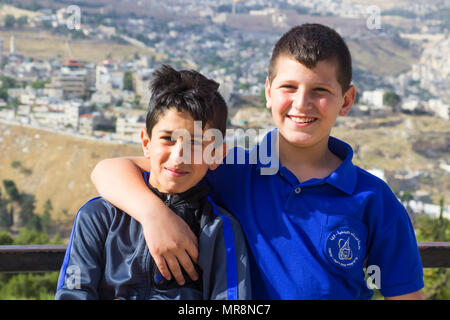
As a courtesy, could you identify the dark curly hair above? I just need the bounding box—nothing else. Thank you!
[146,65,228,136]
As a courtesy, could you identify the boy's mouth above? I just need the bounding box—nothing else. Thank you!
[287,115,318,125]
[165,167,189,177]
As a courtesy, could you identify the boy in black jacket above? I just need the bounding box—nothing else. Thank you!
[55,65,251,300]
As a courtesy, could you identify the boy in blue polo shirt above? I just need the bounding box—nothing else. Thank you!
[91,24,424,299]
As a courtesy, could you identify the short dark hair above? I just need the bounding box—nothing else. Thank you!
[146,65,228,137]
[268,23,352,93]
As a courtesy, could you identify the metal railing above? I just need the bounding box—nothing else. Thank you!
[0,242,449,273]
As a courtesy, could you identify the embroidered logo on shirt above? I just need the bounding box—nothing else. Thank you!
[325,228,361,269]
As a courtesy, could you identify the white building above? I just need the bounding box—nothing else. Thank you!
[95,58,124,92]
[367,168,386,182]
[361,89,385,109]
[90,91,112,105]
[133,68,153,107]
[32,106,66,128]
[56,57,89,100]
[64,101,92,130]
[427,99,449,120]
[115,115,145,143]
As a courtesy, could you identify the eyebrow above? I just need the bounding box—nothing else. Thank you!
[158,130,173,134]
[158,129,200,138]
[313,81,335,87]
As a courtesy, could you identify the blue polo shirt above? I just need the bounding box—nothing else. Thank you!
[203,129,424,299]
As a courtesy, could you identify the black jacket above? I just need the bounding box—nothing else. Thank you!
[55,172,251,300]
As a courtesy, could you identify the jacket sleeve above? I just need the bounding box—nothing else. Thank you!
[55,197,110,300]
[199,206,252,300]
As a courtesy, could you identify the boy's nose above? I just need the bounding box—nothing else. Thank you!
[291,89,310,110]
[171,139,188,164]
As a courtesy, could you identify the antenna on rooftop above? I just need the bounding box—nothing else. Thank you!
[65,37,73,58]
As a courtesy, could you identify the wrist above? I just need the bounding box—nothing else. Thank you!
[136,201,173,226]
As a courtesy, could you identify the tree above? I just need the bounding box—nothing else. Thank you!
[433,197,448,242]
[2,180,20,202]
[0,88,7,101]
[0,231,13,245]
[383,91,401,112]
[123,71,134,91]
[18,194,36,228]
[0,190,13,229]
[31,80,48,89]
[4,15,15,28]
[41,199,53,233]
[414,197,450,300]
[17,15,28,28]
[260,88,267,107]
[11,160,21,169]
[0,272,59,300]
[14,227,49,245]
[0,75,18,89]
[41,20,52,29]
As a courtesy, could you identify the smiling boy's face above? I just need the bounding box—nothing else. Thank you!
[265,55,355,151]
[141,108,221,194]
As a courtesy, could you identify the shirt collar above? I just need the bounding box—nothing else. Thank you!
[142,171,210,206]
[252,129,357,195]
[325,136,357,195]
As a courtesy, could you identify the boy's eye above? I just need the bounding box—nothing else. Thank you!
[160,136,174,142]
[281,85,296,90]
[314,88,330,93]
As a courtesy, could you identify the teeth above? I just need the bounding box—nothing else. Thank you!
[290,116,315,123]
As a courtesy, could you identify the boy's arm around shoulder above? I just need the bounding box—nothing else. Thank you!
[201,205,251,300]
[55,198,112,299]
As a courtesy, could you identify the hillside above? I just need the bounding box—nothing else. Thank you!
[347,37,418,77]
[332,114,449,204]
[0,29,167,63]
[0,121,141,232]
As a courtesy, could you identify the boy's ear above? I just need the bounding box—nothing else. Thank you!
[208,142,228,171]
[265,77,272,109]
[339,85,356,116]
[140,128,151,159]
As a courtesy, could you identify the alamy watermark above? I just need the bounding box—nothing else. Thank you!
[166,121,279,175]
[65,265,81,289]
[366,5,382,30]
[63,5,81,30]
[365,264,381,290]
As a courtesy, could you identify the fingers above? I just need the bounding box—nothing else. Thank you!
[157,251,199,286]
[176,228,199,282]
[177,250,199,282]
[152,248,199,285]
[153,254,171,281]
[164,253,185,286]
[185,230,199,264]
